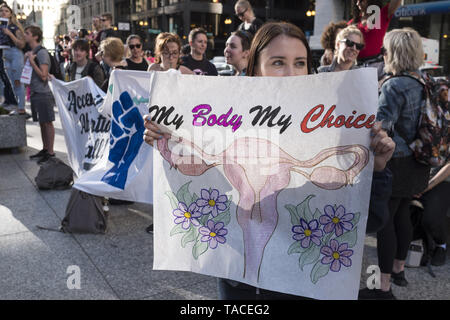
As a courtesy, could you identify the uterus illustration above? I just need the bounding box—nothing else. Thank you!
[156,135,369,283]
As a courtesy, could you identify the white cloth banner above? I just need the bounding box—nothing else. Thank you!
[49,77,108,177]
[151,68,379,300]
[73,70,154,204]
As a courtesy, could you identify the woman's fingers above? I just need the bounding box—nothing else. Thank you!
[143,115,164,146]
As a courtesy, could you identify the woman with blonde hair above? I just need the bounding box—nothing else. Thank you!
[148,32,193,74]
[0,3,25,116]
[99,37,127,92]
[359,28,430,300]
[318,25,364,73]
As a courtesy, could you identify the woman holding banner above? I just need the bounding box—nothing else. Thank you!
[143,21,396,300]
[148,33,193,75]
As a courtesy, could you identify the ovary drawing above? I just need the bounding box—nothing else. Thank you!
[156,135,369,283]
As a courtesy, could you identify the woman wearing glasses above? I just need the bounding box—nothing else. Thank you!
[318,26,364,73]
[148,33,193,74]
[125,35,149,71]
[234,0,263,36]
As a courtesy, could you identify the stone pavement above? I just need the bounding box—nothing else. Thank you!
[0,105,449,300]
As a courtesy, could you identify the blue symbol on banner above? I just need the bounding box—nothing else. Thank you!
[101,91,145,189]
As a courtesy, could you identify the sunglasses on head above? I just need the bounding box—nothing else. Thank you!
[129,44,141,50]
[236,8,247,18]
[342,39,364,50]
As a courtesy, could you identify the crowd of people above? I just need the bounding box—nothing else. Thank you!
[2,0,448,300]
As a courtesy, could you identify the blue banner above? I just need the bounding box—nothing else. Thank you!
[395,1,450,17]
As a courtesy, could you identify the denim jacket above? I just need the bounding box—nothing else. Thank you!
[376,72,424,158]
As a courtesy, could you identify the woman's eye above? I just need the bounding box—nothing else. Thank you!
[296,61,306,67]
[272,60,283,66]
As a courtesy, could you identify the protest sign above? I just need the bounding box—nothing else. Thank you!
[49,77,108,177]
[73,70,154,203]
[151,68,378,300]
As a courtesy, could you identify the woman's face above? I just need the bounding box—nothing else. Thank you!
[128,38,143,59]
[255,35,308,77]
[161,41,180,68]
[235,5,250,22]
[336,33,362,64]
[0,7,11,19]
[224,35,248,67]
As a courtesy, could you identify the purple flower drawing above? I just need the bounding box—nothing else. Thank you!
[292,218,323,248]
[319,205,354,237]
[196,188,228,217]
[173,202,202,230]
[199,220,228,249]
[320,239,354,272]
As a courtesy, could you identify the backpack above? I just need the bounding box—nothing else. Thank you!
[380,72,449,167]
[61,188,109,234]
[35,157,73,190]
[35,46,64,80]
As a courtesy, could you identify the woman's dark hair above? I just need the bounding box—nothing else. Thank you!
[247,22,312,76]
[231,30,252,51]
[351,0,384,23]
[320,20,348,50]
[181,44,191,55]
[72,39,90,53]
[78,28,89,39]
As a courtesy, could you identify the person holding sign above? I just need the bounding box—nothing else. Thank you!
[67,39,105,87]
[143,21,396,299]
[317,26,364,73]
[148,33,193,74]
[224,30,252,76]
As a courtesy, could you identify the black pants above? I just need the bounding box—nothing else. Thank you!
[421,182,450,245]
[377,196,414,274]
[0,49,18,106]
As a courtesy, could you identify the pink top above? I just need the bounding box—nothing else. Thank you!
[348,4,393,59]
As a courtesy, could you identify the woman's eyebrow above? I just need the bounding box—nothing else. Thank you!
[269,56,287,60]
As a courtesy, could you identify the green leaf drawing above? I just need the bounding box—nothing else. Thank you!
[212,209,231,226]
[192,193,199,203]
[296,195,315,222]
[311,260,330,284]
[323,231,334,247]
[351,212,360,226]
[336,227,358,248]
[313,208,322,221]
[192,239,209,260]
[181,226,197,248]
[288,241,311,255]
[299,242,321,271]
[165,191,179,210]
[199,214,209,226]
[170,223,188,237]
[286,204,300,225]
[176,181,193,206]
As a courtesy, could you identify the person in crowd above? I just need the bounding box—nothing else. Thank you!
[181,28,218,76]
[90,16,101,60]
[415,83,449,266]
[181,44,190,58]
[224,30,252,76]
[98,37,126,92]
[142,21,396,299]
[144,50,155,63]
[61,35,72,75]
[148,32,194,74]
[54,35,66,79]
[358,28,431,300]
[349,0,402,62]
[0,4,26,117]
[99,13,118,43]
[69,29,78,42]
[78,28,90,41]
[67,39,105,87]
[24,25,56,164]
[320,20,348,66]
[318,26,364,73]
[124,35,149,71]
[234,0,263,36]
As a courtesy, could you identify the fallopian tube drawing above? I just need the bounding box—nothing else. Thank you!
[157,135,369,283]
